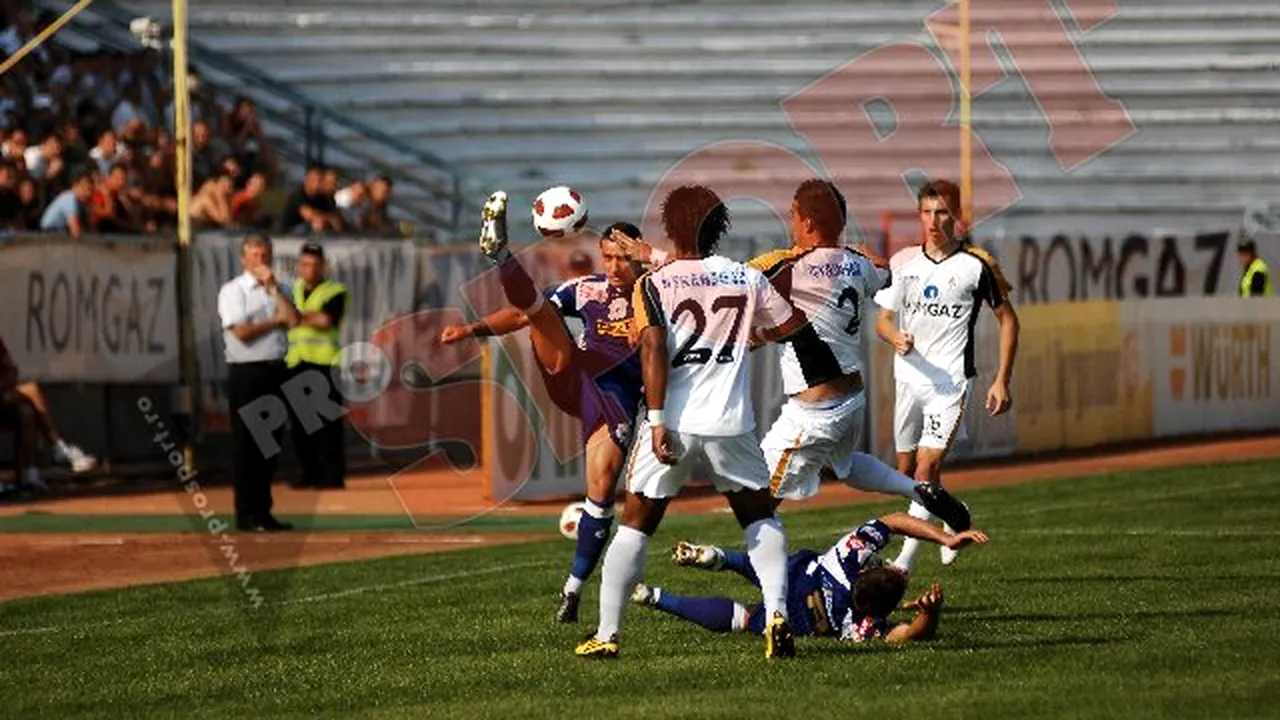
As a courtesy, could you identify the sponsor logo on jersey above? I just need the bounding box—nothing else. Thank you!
[576,280,610,304]
[903,301,968,318]
[924,284,940,299]
[595,318,633,338]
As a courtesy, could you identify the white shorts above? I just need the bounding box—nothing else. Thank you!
[761,393,866,501]
[625,422,770,500]
[894,379,969,453]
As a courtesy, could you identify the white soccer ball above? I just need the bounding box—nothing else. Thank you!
[532,185,589,239]
[559,501,587,540]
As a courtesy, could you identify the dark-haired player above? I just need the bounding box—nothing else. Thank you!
[613,180,971,531]
[632,514,986,643]
[449,192,645,623]
[750,180,971,522]
[576,184,843,660]
[874,180,1019,571]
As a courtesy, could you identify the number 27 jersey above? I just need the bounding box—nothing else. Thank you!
[632,255,796,437]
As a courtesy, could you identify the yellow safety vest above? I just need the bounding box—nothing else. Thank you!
[1240,258,1274,297]
[286,279,347,368]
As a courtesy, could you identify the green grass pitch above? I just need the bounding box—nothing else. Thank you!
[3,460,1280,719]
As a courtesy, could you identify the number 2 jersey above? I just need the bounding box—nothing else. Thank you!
[631,255,796,437]
[748,246,886,396]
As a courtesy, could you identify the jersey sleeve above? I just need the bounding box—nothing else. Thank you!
[965,246,1013,304]
[631,274,664,332]
[974,261,1007,309]
[853,519,892,554]
[873,270,900,311]
[547,279,582,319]
[841,613,890,643]
[749,269,798,333]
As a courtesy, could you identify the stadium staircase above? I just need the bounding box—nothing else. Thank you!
[110,0,1280,241]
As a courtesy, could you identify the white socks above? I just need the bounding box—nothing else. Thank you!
[563,575,584,595]
[595,525,649,641]
[842,452,920,497]
[744,517,789,620]
[893,501,934,571]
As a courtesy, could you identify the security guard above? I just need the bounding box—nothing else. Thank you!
[286,242,349,489]
[1237,240,1273,297]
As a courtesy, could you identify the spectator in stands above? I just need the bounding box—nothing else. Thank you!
[190,171,235,229]
[111,84,147,136]
[220,155,243,188]
[89,128,121,176]
[231,171,267,228]
[39,172,92,237]
[0,161,17,224]
[13,176,39,230]
[90,163,139,233]
[335,179,367,228]
[1,126,26,162]
[23,133,62,185]
[361,174,394,234]
[283,165,343,235]
[56,120,87,172]
[191,119,228,188]
[227,96,276,180]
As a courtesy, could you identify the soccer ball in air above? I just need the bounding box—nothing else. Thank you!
[532,185,589,239]
[559,501,587,540]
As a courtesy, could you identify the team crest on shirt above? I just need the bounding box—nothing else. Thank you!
[576,281,609,305]
[607,296,628,321]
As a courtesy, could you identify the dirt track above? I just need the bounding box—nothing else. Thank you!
[2,434,1278,602]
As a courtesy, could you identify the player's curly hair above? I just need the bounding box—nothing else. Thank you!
[852,567,910,619]
[661,185,731,257]
[794,179,846,242]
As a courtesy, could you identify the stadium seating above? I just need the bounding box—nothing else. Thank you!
[117,0,1280,239]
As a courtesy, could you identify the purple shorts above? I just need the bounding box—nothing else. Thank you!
[535,350,640,451]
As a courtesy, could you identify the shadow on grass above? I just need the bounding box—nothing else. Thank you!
[1001,573,1280,584]
[973,608,1237,623]
[799,634,1118,657]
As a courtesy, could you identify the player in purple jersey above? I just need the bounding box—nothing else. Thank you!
[631,513,986,643]
[443,192,645,623]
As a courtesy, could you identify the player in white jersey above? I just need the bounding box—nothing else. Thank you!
[575,185,825,660]
[736,180,971,532]
[874,179,1020,571]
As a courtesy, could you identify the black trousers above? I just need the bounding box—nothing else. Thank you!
[227,359,288,521]
[289,361,347,488]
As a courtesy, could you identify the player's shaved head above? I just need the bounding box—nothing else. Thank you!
[917,179,961,215]
[793,179,846,244]
[661,185,730,257]
[852,567,910,619]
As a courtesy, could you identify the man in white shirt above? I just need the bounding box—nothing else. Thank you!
[217,234,300,531]
[874,180,1020,571]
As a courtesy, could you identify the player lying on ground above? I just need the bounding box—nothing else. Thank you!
[457,194,645,624]
[874,179,1018,571]
[632,513,986,642]
[576,184,846,660]
[610,180,970,531]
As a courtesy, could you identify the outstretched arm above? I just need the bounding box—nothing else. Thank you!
[879,512,989,549]
[885,583,944,643]
[440,307,530,343]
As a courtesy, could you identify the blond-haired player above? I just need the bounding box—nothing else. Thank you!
[874,179,1019,571]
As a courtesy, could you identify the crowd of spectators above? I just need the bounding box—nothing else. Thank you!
[0,1,399,239]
